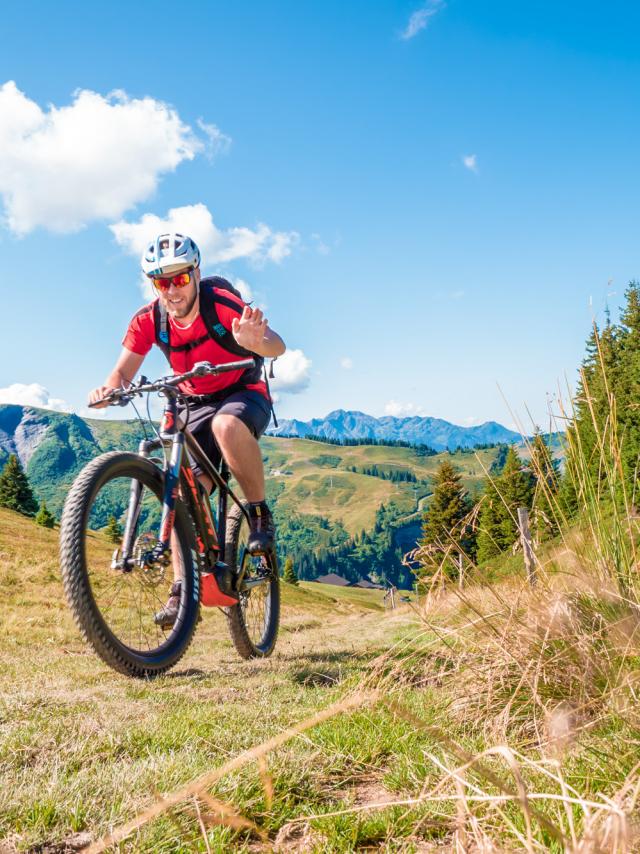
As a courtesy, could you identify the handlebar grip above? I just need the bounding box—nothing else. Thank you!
[88,389,129,408]
[215,358,257,373]
[88,393,116,408]
[191,358,256,377]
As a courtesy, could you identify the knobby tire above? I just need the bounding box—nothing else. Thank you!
[59,452,200,678]
[224,501,280,658]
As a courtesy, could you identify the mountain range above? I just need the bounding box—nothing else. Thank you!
[0,404,520,519]
[268,409,521,450]
[0,403,526,587]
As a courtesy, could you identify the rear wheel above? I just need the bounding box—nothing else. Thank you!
[59,452,200,678]
[224,501,280,658]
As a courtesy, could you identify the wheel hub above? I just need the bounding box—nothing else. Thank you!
[133,533,170,588]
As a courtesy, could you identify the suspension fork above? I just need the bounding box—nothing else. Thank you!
[119,399,182,569]
[156,398,183,556]
[115,438,159,570]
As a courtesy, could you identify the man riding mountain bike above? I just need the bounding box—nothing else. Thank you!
[89,232,286,626]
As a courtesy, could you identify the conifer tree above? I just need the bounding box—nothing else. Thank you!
[497,446,534,546]
[477,447,533,562]
[419,460,474,578]
[529,431,560,542]
[476,481,505,562]
[35,501,55,529]
[571,318,618,486]
[282,556,298,585]
[557,455,579,519]
[616,281,640,485]
[0,454,38,516]
[105,515,123,544]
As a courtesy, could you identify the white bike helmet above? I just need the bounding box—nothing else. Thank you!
[141,233,201,277]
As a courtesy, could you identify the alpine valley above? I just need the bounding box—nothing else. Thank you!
[0,404,524,588]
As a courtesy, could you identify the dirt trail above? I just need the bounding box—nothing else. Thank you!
[1,580,416,850]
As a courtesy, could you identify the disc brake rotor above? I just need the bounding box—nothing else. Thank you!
[132,532,170,589]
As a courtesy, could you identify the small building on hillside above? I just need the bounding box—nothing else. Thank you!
[351,579,385,589]
[313,572,350,587]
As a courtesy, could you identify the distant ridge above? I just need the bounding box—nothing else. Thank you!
[267,409,521,451]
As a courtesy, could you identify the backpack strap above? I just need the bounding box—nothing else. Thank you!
[153,300,210,357]
[199,279,278,425]
[152,280,264,386]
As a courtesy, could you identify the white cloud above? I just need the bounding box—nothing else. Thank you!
[0,81,218,235]
[196,118,231,160]
[462,153,478,172]
[462,416,481,426]
[384,400,427,417]
[77,406,110,420]
[311,232,330,255]
[232,278,253,303]
[0,383,70,412]
[269,349,312,395]
[111,203,299,268]
[340,357,353,369]
[401,0,445,40]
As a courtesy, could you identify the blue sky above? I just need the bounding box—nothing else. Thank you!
[1,0,639,430]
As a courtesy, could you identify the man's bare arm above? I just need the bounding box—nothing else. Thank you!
[231,307,286,358]
[88,348,145,409]
[256,326,286,358]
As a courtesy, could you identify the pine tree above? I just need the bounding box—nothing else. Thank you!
[529,431,560,542]
[497,447,534,547]
[616,282,640,486]
[572,318,619,487]
[282,556,298,585]
[476,481,505,562]
[419,460,474,579]
[0,454,38,516]
[476,447,533,562]
[35,501,55,529]
[105,515,123,544]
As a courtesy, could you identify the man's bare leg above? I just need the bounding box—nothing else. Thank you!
[212,414,273,552]
[211,413,265,501]
[158,415,266,623]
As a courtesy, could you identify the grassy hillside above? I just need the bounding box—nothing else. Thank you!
[0,507,410,852]
[3,493,639,850]
[260,437,497,535]
[0,405,503,545]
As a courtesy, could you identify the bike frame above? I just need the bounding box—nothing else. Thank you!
[118,391,251,573]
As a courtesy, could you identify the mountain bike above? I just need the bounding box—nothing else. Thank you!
[59,360,280,678]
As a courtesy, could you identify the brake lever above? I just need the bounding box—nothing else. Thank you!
[192,361,217,377]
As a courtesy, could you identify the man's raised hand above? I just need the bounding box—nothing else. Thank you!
[231,305,269,352]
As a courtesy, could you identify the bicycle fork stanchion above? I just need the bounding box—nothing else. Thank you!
[112,439,159,571]
[154,399,183,560]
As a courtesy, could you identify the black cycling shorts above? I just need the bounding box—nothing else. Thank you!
[178,390,272,480]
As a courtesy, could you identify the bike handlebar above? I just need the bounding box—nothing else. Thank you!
[89,359,257,408]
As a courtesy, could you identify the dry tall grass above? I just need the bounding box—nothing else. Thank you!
[5,355,640,851]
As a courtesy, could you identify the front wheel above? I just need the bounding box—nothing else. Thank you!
[59,452,201,678]
[224,501,280,658]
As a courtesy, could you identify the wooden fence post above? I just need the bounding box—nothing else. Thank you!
[517,506,537,587]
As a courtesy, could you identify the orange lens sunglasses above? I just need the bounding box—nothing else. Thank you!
[152,272,192,291]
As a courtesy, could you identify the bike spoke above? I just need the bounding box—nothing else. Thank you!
[81,472,185,655]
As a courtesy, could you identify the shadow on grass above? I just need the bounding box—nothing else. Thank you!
[163,668,208,680]
[290,666,344,687]
[279,650,379,665]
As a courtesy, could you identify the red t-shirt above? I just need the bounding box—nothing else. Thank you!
[122,287,268,399]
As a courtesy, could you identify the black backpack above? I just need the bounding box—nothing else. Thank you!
[153,276,277,422]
